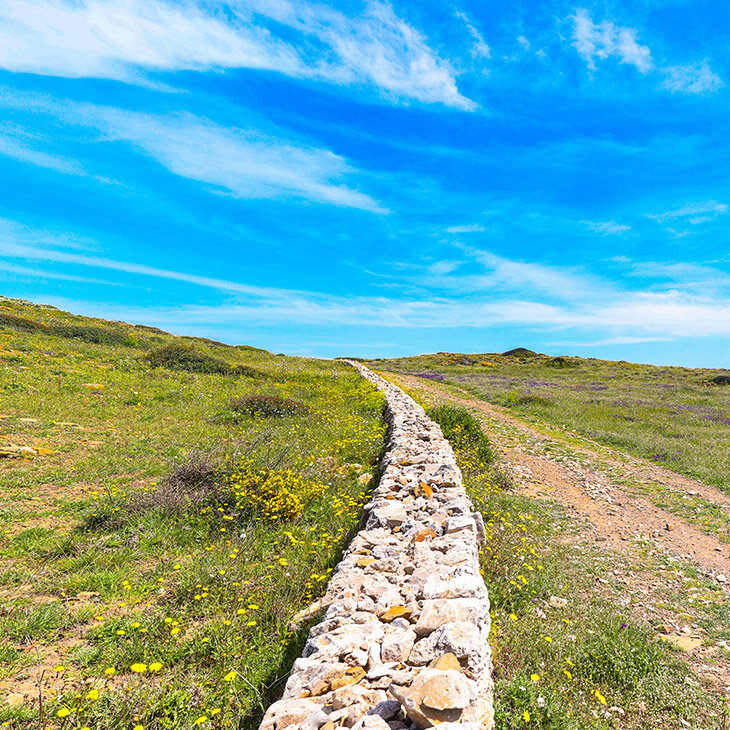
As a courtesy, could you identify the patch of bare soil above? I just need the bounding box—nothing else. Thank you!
[387,372,730,696]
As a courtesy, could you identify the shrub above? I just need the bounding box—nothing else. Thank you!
[145,343,231,374]
[0,312,48,333]
[49,323,130,346]
[502,347,538,358]
[710,374,730,386]
[230,363,264,378]
[222,461,327,522]
[229,394,307,417]
[543,356,573,368]
[505,390,552,407]
[427,405,493,465]
[130,451,221,517]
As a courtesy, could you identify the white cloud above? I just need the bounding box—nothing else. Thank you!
[571,8,652,73]
[0,0,472,109]
[455,10,491,60]
[1,92,384,211]
[0,125,86,176]
[662,60,723,95]
[96,109,386,211]
[648,200,728,224]
[4,221,730,340]
[582,220,631,235]
[446,224,486,233]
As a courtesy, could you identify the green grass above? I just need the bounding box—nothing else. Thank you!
[366,351,730,491]
[0,296,387,729]
[427,403,726,730]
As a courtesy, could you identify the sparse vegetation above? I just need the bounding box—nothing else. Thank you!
[432,404,725,730]
[0,296,386,729]
[229,394,307,418]
[367,351,730,491]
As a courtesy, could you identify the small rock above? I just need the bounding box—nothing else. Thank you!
[664,634,702,652]
[368,700,403,721]
[429,652,461,671]
[351,715,391,730]
[717,574,727,583]
[76,591,101,601]
[5,693,24,708]
[548,596,567,609]
[415,598,485,635]
[358,473,373,485]
[378,605,412,623]
[391,669,474,729]
[259,699,323,730]
[381,626,417,663]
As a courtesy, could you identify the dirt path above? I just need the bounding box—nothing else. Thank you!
[387,371,730,579]
[385,371,730,695]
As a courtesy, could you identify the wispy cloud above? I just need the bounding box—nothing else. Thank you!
[0,123,86,176]
[455,10,491,60]
[662,60,723,95]
[570,9,724,95]
[4,220,730,341]
[446,224,486,233]
[0,0,472,108]
[1,91,384,211]
[96,109,386,211]
[571,9,652,74]
[582,220,631,235]
[648,200,728,224]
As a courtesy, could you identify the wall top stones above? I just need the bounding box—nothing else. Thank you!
[259,362,494,730]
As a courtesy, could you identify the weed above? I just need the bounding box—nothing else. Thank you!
[230,394,307,418]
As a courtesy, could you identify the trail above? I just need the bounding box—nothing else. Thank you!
[386,371,730,577]
[383,371,730,695]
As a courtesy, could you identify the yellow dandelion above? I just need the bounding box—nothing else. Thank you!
[523,710,530,722]
[530,673,539,682]
[224,671,237,682]
[104,667,116,675]
[86,689,99,700]
[149,662,163,672]
[56,708,71,717]
[130,663,147,673]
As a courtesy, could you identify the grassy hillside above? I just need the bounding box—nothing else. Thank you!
[0,297,386,729]
[364,350,730,490]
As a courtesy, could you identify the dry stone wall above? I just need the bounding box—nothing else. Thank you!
[259,362,494,730]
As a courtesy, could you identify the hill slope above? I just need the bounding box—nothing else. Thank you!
[0,297,386,728]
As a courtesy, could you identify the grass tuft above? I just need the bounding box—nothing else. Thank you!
[230,394,307,418]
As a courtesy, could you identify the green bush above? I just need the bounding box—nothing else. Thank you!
[49,323,130,346]
[0,312,48,333]
[427,404,493,465]
[144,343,231,374]
[230,363,264,378]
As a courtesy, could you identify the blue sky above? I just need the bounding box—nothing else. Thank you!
[1,0,729,366]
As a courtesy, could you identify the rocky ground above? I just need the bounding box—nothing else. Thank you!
[259,363,495,730]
